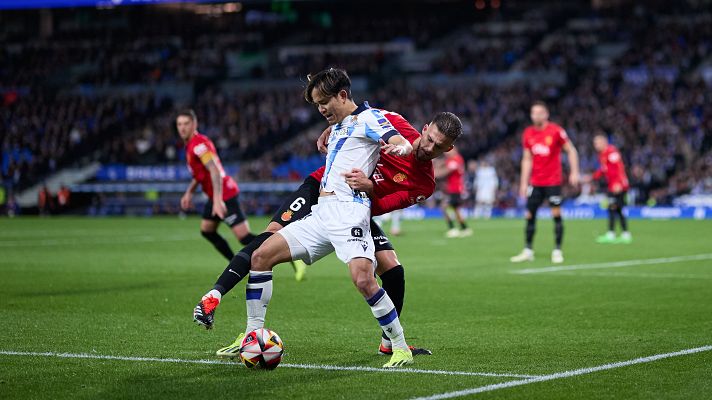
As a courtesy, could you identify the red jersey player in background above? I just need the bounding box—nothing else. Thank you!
[176,109,255,261]
[511,101,580,264]
[435,146,472,238]
[592,134,632,244]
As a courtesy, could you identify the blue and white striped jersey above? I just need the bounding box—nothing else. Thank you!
[321,102,399,205]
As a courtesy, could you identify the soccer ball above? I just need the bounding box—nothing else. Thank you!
[239,328,284,369]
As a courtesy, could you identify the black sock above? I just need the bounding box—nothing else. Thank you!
[618,208,628,231]
[554,216,563,249]
[239,232,257,245]
[608,208,616,232]
[459,221,468,230]
[525,217,536,249]
[213,232,273,295]
[379,265,405,341]
[446,218,454,229]
[201,230,234,261]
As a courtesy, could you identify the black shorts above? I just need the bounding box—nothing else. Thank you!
[445,193,463,208]
[371,218,395,252]
[270,175,395,253]
[526,185,563,209]
[607,191,627,209]
[270,176,321,227]
[202,195,247,227]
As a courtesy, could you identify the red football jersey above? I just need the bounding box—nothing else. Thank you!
[593,144,629,192]
[310,111,435,216]
[185,132,239,200]
[444,153,465,194]
[522,122,568,186]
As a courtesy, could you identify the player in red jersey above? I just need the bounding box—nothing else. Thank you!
[511,101,580,264]
[193,111,462,358]
[592,134,632,244]
[435,146,471,238]
[176,110,255,261]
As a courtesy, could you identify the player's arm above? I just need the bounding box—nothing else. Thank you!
[204,158,227,219]
[181,179,199,210]
[371,191,414,216]
[519,149,533,198]
[380,134,412,157]
[367,110,411,157]
[563,139,580,187]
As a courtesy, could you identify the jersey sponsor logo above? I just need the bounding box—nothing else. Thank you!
[545,136,553,146]
[609,152,621,162]
[281,210,294,222]
[351,227,364,238]
[361,243,368,251]
[531,143,551,156]
[393,173,406,183]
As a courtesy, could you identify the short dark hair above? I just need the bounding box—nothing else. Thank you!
[304,68,352,104]
[531,100,548,111]
[431,112,463,141]
[176,109,197,122]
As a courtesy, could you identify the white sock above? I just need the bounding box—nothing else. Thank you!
[203,289,221,301]
[245,271,273,334]
[367,288,407,350]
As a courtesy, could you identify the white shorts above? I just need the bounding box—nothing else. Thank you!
[277,196,375,265]
[476,188,496,204]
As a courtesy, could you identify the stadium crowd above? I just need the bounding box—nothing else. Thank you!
[1,2,710,214]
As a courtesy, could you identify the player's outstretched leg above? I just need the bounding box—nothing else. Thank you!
[193,232,274,329]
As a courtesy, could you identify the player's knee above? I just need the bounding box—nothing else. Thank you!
[352,273,377,296]
[250,247,271,271]
[551,207,562,218]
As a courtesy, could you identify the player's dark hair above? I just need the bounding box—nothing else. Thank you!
[304,68,352,104]
[176,109,197,122]
[430,112,463,141]
[531,100,548,111]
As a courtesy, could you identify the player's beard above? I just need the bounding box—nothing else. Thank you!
[414,141,428,161]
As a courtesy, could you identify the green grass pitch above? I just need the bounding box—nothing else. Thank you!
[1,216,711,399]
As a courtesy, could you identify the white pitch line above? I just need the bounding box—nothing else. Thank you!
[512,253,712,275]
[0,350,537,379]
[410,345,712,400]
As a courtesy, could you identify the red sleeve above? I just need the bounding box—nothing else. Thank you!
[309,166,325,181]
[522,128,531,149]
[557,125,568,146]
[371,191,414,216]
[592,169,603,180]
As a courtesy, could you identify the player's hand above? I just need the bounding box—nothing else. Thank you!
[342,168,373,193]
[212,199,227,219]
[569,172,580,187]
[379,139,411,157]
[180,193,193,210]
[518,184,528,200]
[317,126,332,154]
